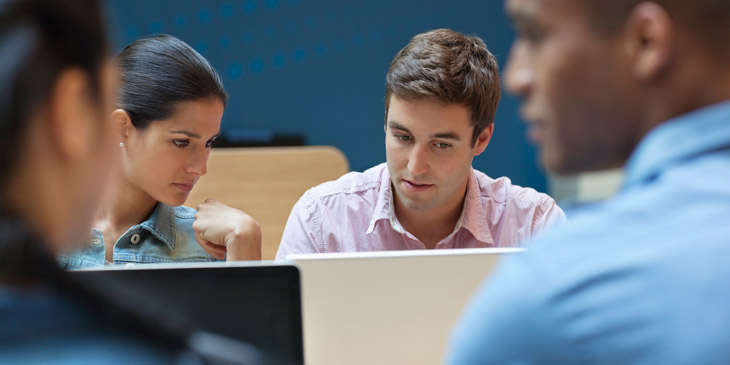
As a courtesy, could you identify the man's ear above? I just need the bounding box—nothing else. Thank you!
[473,124,494,156]
[111,108,133,144]
[624,2,674,81]
[46,67,94,162]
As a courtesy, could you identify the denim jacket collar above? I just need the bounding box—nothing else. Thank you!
[137,203,178,251]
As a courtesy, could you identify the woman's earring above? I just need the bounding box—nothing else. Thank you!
[119,142,125,148]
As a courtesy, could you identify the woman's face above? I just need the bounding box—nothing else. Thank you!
[121,99,224,206]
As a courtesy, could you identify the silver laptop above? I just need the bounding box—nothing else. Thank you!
[286,247,523,365]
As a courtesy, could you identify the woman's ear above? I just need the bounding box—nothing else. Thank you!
[111,108,132,144]
[473,124,494,156]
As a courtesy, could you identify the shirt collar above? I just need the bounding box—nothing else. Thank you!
[138,203,177,250]
[459,169,495,245]
[366,166,394,234]
[366,166,495,245]
[624,101,730,188]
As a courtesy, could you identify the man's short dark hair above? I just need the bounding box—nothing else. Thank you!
[582,0,730,51]
[385,29,501,146]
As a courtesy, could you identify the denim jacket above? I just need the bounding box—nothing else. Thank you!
[59,203,215,269]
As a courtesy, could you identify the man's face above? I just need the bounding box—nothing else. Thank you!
[385,96,491,214]
[505,0,638,174]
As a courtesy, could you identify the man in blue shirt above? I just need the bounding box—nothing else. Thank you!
[449,0,730,363]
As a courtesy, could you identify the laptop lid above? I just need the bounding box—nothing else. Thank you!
[287,248,523,365]
[70,262,303,364]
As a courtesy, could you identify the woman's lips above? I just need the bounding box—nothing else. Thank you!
[173,183,194,192]
[402,179,434,193]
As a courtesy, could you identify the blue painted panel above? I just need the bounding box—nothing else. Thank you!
[104,0,546,192]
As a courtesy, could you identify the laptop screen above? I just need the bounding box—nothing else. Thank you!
[71,263,303,364]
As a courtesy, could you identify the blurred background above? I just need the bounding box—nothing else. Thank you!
[105,0,619,199]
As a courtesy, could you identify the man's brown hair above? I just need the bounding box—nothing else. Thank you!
[385,29,501,146]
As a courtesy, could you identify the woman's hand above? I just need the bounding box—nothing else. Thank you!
[192,198,262,261]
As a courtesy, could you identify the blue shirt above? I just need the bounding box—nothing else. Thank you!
[448,101,730,364]
[59,204,214,269]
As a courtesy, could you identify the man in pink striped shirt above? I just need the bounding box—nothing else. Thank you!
[276,29,566,260]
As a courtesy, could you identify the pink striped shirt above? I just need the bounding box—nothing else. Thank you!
[276,163,566,259]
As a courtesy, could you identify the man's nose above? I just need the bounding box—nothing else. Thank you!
[504,42,533,97]
[407,143,429,177]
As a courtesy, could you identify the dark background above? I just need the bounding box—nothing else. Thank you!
[104,0,546,192]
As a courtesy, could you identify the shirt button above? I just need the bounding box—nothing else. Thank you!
[130,233,141,245]
[90,239,102,246]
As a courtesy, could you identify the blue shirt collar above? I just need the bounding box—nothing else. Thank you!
[624,101,730,187]
[137,203,178,250]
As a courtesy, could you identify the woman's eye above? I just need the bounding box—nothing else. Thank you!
[173,139,190,148]
[205,139,217,148]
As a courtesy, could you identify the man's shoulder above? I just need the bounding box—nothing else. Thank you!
[297,163,387,207]
[472,169,557,209]
[518,181,730,278]
[482,186,730,362]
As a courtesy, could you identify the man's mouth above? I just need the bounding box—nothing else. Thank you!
[401,179,434,192]
[527,120,547,144]
[521,108,547,144]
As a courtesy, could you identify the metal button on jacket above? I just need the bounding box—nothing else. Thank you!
[130,233,141,245]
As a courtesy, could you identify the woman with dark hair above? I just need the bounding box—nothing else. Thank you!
[59,35,261,268]
[0,1,263,363]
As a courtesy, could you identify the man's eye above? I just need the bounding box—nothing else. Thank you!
[173,139,190,148]
[205,138,218,148]
[435,142,452,149]
[396,134,412,142]
[521,28,544,44]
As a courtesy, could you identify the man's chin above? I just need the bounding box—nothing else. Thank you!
[542,151,622,175]
[398,196,437,213]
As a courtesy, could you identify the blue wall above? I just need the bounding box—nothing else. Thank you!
[105,0,546,192]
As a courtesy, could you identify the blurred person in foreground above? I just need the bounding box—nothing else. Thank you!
[0,0,262,363]
[449,0,730,363]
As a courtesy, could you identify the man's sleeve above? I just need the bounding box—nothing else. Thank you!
[275,197,323,261]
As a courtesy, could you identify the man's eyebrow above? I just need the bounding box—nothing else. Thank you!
[389,121,461,141]
[510,12,531,28]
[169,130,201,138]
[387,121,412,134]
[433,132,461,141]
[508,5,543,32]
